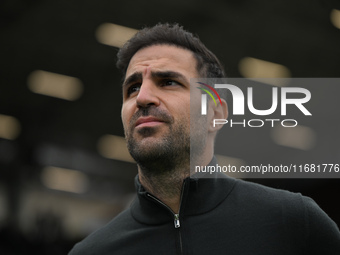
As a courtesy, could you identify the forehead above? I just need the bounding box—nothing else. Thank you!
[125,45,198,78]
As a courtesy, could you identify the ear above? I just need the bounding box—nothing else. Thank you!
[207,98,228,133]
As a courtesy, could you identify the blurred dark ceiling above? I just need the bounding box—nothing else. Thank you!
[1,0,340,237]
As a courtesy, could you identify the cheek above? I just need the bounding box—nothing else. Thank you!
[121,103,132,129]
[189,90,203,115]
[177,95,191,127]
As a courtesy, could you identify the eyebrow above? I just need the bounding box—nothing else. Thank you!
[123,70,188,88]
[123,72,143,88]
[151,71,188,83]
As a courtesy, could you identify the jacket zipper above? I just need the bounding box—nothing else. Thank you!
[146,181,186,254]
[146,193,181,228]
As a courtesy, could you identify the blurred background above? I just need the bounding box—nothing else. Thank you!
[1,0,340,254]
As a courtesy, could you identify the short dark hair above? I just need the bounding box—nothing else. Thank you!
[116,23,225,79]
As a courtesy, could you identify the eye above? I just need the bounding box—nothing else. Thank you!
[162,79,181,86]
[127,83,141,96]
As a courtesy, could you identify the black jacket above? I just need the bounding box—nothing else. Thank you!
[69,165,340,254]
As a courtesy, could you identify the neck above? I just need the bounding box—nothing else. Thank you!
[138,165,189,213]
[136,141,214,213]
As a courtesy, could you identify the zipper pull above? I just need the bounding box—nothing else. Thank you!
[174,214,180,228]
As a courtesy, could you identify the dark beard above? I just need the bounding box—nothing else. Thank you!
[126,107,190,177]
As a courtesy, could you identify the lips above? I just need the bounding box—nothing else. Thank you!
[135,116,165,128]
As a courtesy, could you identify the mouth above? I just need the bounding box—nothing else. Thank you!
[135,116,166,128]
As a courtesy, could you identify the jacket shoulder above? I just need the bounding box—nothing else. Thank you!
[231,179,340,253]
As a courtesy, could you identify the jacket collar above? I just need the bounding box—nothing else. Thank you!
[130,157,237,225]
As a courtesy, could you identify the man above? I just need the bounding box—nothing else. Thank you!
[69,23,340,254]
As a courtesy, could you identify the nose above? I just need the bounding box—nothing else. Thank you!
[136,80,160,108]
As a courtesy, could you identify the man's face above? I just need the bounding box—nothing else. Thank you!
[121,45,201,171]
